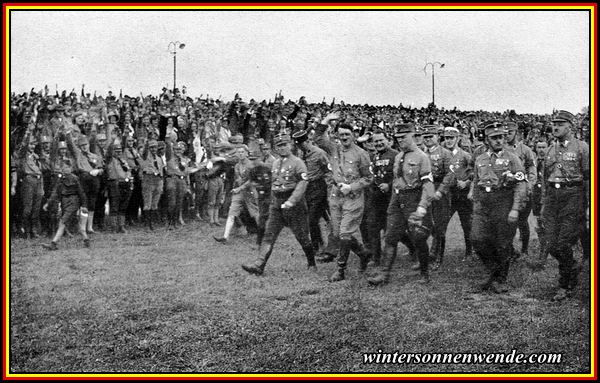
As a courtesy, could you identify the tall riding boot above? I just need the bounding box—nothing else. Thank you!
[439,236,446,264]
[521,227,530,257]
[430,234,439,262]
[256,226,265,247]
[367,245,397,285]
[107,215,116,232]
[303,245,317,269]
[464,236,473,259]
[144,210,153,230]
[330,239,351,282]
[241,243,274,275]
[349,236,372,272]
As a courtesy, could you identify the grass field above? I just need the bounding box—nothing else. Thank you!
[8,214,592,375]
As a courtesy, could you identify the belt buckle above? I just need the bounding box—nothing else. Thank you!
[485,186,491,193]
[125,177,129,182]
[555,183,561,189]
[154,173,158,176]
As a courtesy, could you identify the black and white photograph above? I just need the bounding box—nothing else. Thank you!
[7,4,594,377]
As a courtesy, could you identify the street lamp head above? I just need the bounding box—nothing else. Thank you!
[179,43,186,50]
[440,63,445,68]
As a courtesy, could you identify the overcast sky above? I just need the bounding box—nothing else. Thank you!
[9,9,591,114]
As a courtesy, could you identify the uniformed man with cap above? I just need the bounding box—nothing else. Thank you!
[541,110,590,301]
[443,126,474,260]
[164,139,192,229]
[124,135,143,226]
[504,121,537,258]
[246,148,272,248]
[17,131,45,238]
[421,125,455,269]
[366,129,399,266]
[292,130,334,255]
[313,112,374,282]
[468,121,527,294]
[38,134,56,237]
[241,133,316,275]
[92,132,109,230]
[105,138,133,233]
[367,123,435,286]
[140,139,165,230]
[69,133,104,234]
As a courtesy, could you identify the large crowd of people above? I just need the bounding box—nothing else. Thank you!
[9,86,591,301]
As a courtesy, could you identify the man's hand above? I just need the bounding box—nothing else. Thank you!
[90,169,101,177]
[378,183,389,193]
[508,209,519,223]
[457,180,468,190]
[339,183,352,195]
[467,190,473,200]
[231,187,241,194]
[43,203,49,211]
[415,206,427,218]
[322,111,341,125]
[11,186,16,196]
[434,191,443,201]
[281,201,294,209]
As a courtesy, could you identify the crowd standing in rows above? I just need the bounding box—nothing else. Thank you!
[10,86,591,301]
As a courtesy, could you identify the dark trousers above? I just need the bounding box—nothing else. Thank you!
[126,176,143,223]
[108,180,132,215]
[20,175,44,234]
[384,190,432,274]
[367,189,391,260]
[79,172,100,211]
[449,188,473,252]
[263,191,311,250]
[472,189,517,283]
[306,179,329,251]
[542,185,587,289]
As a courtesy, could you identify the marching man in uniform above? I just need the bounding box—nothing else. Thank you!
[541,110,590,301]
[468,121,527,294]
[367,123,435,286]
[241,134,316,276]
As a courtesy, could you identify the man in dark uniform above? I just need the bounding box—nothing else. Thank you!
[367,123,435,285]
[468,121,527,294]
[247,148,272,248]
[531,139,549,262]
[241,134,316,275]
[541,110,590,301]
[292,130,334,255]
[421,125,455,269]
[505,121,537,258]
[366,130,399,267]
[443,126,475,260]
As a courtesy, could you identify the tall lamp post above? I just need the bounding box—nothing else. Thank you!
[423,61,445,106]
[168,41,186,91]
